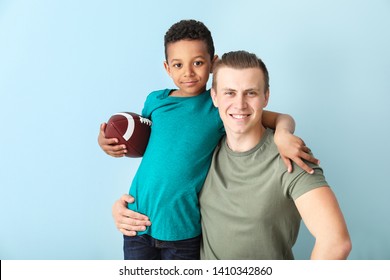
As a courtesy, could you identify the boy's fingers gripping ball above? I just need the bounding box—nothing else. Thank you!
[104,112,152,157]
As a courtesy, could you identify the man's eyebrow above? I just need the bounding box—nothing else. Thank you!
[221,87,236,91]
[244,88,261,92]
[220,87,261,92]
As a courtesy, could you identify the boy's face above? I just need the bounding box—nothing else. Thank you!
[164,39,216,96]
[211,67,269,137]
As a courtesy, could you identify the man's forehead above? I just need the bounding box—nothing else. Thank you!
[216,67,264,87]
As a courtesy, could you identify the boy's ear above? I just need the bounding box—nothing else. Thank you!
[211,88,218,107]
[210,55,219,73]
[163,61,171,76]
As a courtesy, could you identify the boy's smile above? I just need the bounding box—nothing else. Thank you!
[164,39,216,97]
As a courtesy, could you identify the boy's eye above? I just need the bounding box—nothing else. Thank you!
[173,63,182,68]
[194,61,203,66]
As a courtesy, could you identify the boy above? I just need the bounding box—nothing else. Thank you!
[99,20,318,259]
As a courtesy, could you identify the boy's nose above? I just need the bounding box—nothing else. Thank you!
[183,65,195,76]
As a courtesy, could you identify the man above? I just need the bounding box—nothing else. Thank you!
[199,50,351,259]
[112,50,352,260]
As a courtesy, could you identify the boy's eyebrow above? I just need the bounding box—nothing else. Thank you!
[169,55,206,64]
[169,58,182,64]
[192,55,207,60]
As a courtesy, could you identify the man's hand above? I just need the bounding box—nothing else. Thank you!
[98,123,127,157]
[274,128,320,174]
[112,194,151,236]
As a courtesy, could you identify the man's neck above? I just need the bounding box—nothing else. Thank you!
[226,125,266,153]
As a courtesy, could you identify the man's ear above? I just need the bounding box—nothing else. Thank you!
[210,55,219,73]
[211,88,218,107]
[263,89,270,108]
[163,61,171,76]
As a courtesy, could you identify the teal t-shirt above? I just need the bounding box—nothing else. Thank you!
[128,89,224,241]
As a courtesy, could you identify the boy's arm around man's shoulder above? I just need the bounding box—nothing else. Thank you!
[262,110,320,174]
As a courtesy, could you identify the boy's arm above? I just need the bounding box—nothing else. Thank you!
[262,110,319,174]
[262,109,295,132]
[295,186,352,259]
[98,123,127,157]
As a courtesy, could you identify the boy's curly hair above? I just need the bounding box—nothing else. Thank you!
[164,19,215,61]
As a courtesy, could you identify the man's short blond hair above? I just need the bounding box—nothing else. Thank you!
[212,51,269,93]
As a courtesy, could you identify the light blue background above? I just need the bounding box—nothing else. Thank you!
[1,0,389,260]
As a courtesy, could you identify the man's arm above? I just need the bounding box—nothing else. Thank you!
[295,186,352,259]
[112,194,151,236]
[262,110,319,174]
[98,123,127,157]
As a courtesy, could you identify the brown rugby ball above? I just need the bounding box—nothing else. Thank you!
[104,112,152,157]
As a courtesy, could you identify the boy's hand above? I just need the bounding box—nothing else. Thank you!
[112,194,151,237]
[98,123,127,157]
[274,129,320,174]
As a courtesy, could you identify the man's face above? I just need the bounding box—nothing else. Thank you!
[211,67,269,137]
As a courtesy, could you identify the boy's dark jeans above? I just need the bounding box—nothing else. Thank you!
[123,234,201,260]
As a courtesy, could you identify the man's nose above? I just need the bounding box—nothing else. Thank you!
[234,95,247,109]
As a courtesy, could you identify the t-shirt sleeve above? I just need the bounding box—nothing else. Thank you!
[141,92,154,119]
[283,164,329,200]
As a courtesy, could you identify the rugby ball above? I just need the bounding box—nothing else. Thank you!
[104,112,152,157]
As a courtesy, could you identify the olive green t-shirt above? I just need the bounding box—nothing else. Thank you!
[199,128,328,260]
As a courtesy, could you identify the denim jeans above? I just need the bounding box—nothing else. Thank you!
[123,234,201,260]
